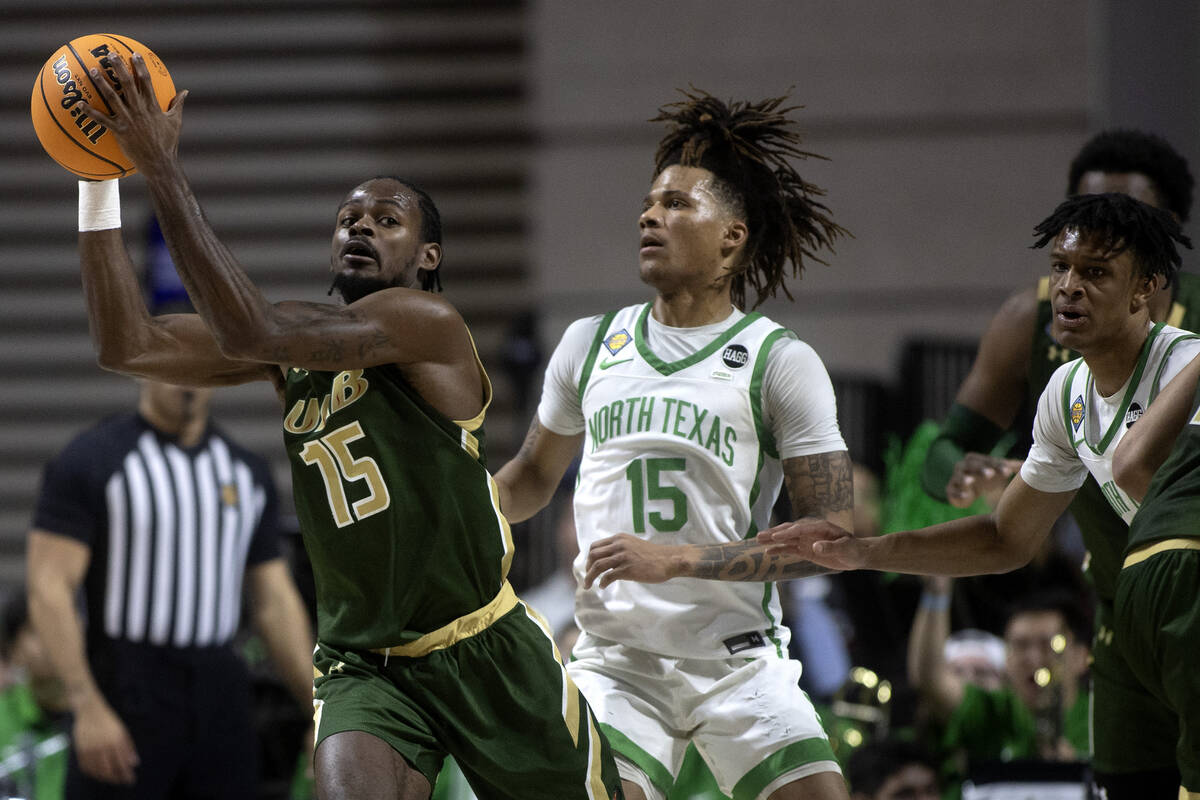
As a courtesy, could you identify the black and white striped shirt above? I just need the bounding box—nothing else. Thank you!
[34,413,281,650]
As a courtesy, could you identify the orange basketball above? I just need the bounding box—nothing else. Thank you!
[30,33,175,179]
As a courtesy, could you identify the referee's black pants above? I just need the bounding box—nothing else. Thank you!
[66,640,258,800]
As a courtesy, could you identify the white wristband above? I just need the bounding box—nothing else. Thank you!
[78,179,121,232]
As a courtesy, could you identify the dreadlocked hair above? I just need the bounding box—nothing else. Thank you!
[1031,192,1192,287]
[651,88,848,309]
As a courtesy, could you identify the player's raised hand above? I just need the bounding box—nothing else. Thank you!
[944,453,1023,508]
[756,517,863,571]
[583,534,684,589]
[78,52,188,174]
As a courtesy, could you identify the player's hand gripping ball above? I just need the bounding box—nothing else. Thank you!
[31,33,175,179]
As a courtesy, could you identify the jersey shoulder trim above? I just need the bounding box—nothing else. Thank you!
[577,309,621,403]
[1149,329,1200,403]
[452,327,493,434]
[749,327,796,462]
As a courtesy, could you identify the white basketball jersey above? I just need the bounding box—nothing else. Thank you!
[1025,323,1200,523]
[571,303,797,659]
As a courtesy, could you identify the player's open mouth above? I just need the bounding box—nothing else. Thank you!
[640,234,664,255]
[1055,307,1087,328]
[341,240,379,266]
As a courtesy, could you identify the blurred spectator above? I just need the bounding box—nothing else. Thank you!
[0,588,69,800]
[844,740,941,800]
[908,577,1090,795]
[942,629,1005,693]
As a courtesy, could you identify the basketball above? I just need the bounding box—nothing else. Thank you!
[30,33,175,180]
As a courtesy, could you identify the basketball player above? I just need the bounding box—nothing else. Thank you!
[495,89,854,800]
[1110,347,1200,799]
[758,193,1198,799]
[74,52,623,800]
[917,129,1200,798]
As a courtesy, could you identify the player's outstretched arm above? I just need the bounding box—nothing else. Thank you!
[1113,352,1200,501]
[79,52,474,382]
[583,450,855,588]
[758,475,1075,577]
[922,288,1037,506]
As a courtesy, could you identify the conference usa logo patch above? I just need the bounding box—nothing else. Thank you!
[604,329,631,355]
[1070,395,1085,431]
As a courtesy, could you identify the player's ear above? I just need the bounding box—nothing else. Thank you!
[1132,271,1165,311]
[722,220,749,255]
[418,242,442,272]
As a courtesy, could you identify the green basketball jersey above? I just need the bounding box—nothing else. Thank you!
[282,362,514,651]
[1029,271,1200,600]
[1125,379,1200,552]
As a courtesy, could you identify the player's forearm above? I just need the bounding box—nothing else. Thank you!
[860,514,1028,576]
[493,421,580,524]
[492,461,556,524]
[79,228,157,369]
[137,156,277,359]
[674,540,834,581]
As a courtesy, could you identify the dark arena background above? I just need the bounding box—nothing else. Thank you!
[1,2,1198,799]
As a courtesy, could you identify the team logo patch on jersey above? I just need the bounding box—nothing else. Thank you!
[1190,407,1200,426]
[221,483,239,507]
[1124,401,1143,429]
[722,344,749,369]
[604,329,631,355]
[1070,395,1085,431]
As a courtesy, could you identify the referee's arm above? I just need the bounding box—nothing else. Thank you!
[247,558,314,710]
[27,529,139,785]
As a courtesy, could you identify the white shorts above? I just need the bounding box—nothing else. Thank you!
[568,632,840,800]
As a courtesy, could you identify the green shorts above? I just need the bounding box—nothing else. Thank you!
[314,601,622,800]
[1115,545,1200,792]
[1089,598,1179,775]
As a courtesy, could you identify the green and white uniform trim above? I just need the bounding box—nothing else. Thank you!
[564,303,833,659]
[1020,323,1200,523]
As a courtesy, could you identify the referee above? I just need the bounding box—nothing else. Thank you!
[24,237,313,799]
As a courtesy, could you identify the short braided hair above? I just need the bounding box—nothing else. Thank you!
[370,175,443,292]
[652,88,848,309]
[1032,192,1192,286]
[1067,129,1193,222]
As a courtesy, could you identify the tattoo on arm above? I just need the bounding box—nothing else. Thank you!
[784,451,853,518]
[690,540,833,581]
[356,330,392,359]
[308,339,345,362]
[516,418,542,460]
